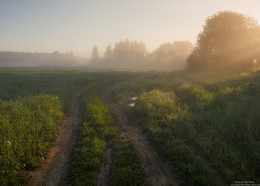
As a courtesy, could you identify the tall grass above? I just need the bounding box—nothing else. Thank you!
[0,95,64,185]
[113,69,260,185]
[135,90,213,185]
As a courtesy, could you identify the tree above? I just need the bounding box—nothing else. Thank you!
[188,11,260,70]
[102,39,147,68]
[104,45,112,59]
[91,45,100,61]
[149,41,192,69]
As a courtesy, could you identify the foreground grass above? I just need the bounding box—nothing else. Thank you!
[0,68,119,185]
[135,90,213,185]
[113,69,260,185]
[0,95,64,185]
[69,88,145,185]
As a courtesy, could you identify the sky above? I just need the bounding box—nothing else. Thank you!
[1,0,260,58]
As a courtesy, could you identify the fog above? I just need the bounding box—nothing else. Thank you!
[0,40,193,70]
[87,39,193,70]
[0,51,81,67]
[1,11,260,71]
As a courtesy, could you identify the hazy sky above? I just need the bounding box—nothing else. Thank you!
[1,0,260,57]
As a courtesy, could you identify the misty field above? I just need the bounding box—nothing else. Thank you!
[0,67,259,185]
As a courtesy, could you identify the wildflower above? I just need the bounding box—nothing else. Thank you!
[7,141,11,146]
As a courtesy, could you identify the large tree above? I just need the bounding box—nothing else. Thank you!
[188,11,260,70]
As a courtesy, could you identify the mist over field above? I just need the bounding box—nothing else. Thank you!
[1,10,260,71]
[0,40,192,69]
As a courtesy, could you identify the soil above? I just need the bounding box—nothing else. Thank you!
[28,86,88,186]
[101,87,180,186]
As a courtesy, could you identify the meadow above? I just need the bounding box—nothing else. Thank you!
[112,68,260,185]
[0,68,113,185]
[0,67,259,185]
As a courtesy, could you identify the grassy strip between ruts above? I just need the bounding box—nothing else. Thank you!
[110,136,146,186]
[69,88,145,186]
[0,94,64,185]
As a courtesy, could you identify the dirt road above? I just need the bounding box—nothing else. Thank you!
[28,86,87,186]
[101,88,180,186]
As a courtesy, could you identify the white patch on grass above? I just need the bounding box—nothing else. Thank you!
[131,96,138,100]
[129,103,135,107]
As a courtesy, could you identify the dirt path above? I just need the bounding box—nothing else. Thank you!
[101,88,180,186]
[28,86,88,186]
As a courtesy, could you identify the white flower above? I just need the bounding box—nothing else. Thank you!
[7,141,11,146]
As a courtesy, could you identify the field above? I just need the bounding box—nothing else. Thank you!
[0,67,259,185]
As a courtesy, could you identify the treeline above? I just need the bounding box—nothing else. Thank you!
[88,39,193,70]
[0,51,79,67]
[89,11,260,71]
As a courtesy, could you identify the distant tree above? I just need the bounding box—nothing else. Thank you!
[91,45,100,61]
[102,39,147,68]
[113,39,147,60]
[188,11,260,70]
[104,45,112,59]
[150,41,192,69]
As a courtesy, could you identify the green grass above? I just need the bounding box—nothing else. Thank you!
[0,68,119,185]
[110,136,145,186]
[135,90,213,186]
[1,67,259,185]
[69,89,117,185]
[69,84,145,186]
[112,68,260,185]
[0,94,64,185]
[0,68,112,104]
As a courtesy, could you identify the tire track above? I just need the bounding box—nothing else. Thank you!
[101,87,180,186]
[28,85,89,186]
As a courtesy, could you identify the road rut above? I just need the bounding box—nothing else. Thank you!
[28,86,88,186]
[101,87,180,186]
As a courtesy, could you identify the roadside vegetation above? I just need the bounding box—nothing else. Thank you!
[0,94,64,185]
